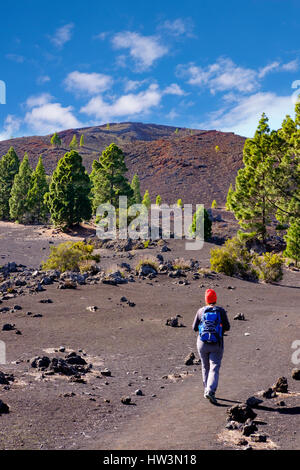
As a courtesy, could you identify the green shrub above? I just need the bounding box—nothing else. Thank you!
[42,241,100,272]
[143,240,150,248]
[189,207,212,241]
[252,252,283,283]
[210,237,283,283]
[211,200,217,209]
[237,230,257,243]
[210,237,257,279]
[78,259,98,273]
[284,220,300,266]
[172,258,190,270]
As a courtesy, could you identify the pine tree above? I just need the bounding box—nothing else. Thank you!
[284,220,300,266]
[225,184,234,211]
[211,199,217,209]
[131,174,142,204]
[45,151,91,227]
[9,153,32,222]
[0,147,20,219]
[156,195,162,206]
[177,198,183,208]
[189,207,212,241]
[267,102,300,226]
[79,134,84,147]
[106,123,110,130]
[229,113,274,244]
[142,190,151,209]
[69,134,78,150]
[215,145,220,153]
[91,143,133,212]
[142,189,151,209]
[50,132,62,148]
[27,156,49,222]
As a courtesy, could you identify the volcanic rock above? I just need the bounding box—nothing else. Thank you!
[65,352,87,365]
[0,400,10,414]
[250,434,267,443]
[31,356,51,369]
[121,396,132,405]
[2,324,15,331]
[0,371,14,385]
[138,265,157,276]
[184,352,195,366]
[242,419,258,436]
[272,376,288,393]
[234,313,245,320]
[165,315,184,327]
[246,396,263,408]
[227,404,257,423]
[292,368,300,380]
[86,305,98,312]
[262,388,277,399]
[100,368,111,377]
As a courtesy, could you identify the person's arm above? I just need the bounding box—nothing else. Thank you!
[221,308,230,332]
[192,308,203,332]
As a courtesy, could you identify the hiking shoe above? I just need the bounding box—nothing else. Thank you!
[206,392,218,405]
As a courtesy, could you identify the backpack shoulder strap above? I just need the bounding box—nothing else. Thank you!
[201,305,210,319]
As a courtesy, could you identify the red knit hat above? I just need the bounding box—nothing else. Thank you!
[205,289,217,304]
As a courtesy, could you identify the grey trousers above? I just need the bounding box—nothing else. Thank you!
[197,338,223,394]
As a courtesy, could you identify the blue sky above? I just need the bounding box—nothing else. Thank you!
[1,0,300,139]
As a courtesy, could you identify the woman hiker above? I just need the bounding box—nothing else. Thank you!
[192,289,230,405]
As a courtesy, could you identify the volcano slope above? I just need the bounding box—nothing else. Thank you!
[0,223,299,450]
[0,122,245,207]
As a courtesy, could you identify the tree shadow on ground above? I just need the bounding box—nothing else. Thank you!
[256,405,300,415]
[216,398,242,404]
[274,284,300,290]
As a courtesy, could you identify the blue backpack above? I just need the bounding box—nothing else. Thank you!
[199,306,223,343]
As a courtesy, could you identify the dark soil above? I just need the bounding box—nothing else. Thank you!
[0,223,299,450]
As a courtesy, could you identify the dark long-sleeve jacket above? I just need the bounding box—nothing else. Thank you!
[192,305,230,336]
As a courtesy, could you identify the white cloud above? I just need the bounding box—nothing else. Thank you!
[166,109,179,120]
[179,58,259,94]
[37,75,51,85]
[258,59,299,77]
[282,59,299,72]
[258,61,280,78]
[26,93,53,108]
[80,83,162,121]
[94,32,108,40]
[24,94,81,134]
[50,23,74,48]
[179,56,300,95]
[115,54,127,68]
[0,115,21,141]
[64,71,112,95]
[5,54,25,63]
[124,79,147,92]
[199,92,296,137]
[159,18,194,37]
[163,83,186,96]
[112,31,168,69]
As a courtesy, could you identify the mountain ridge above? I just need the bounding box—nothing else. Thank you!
[0,122,246,206]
